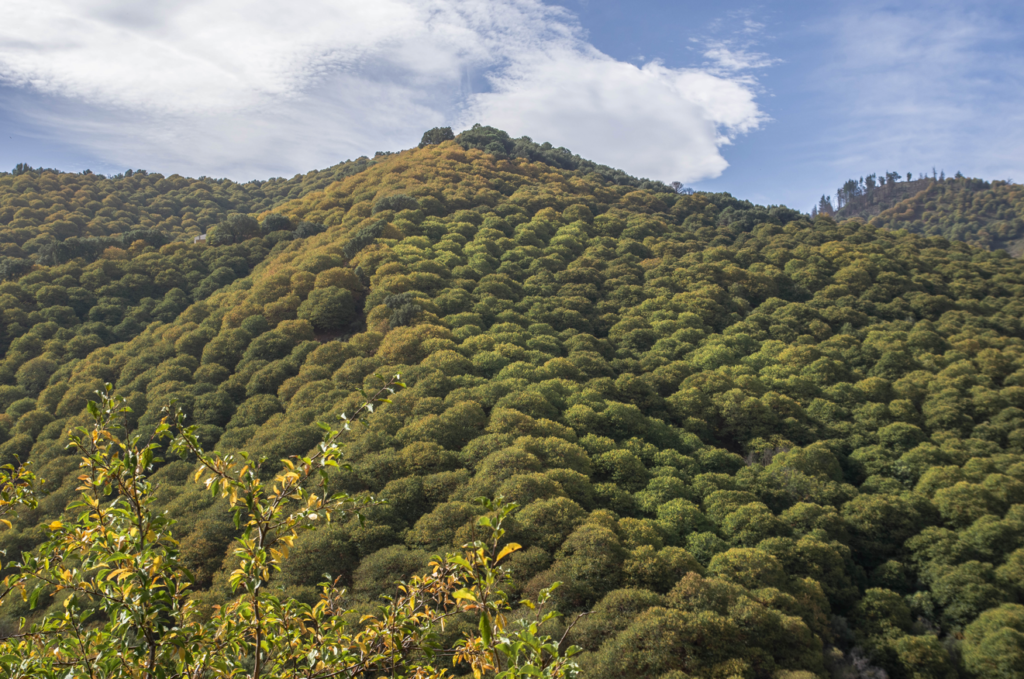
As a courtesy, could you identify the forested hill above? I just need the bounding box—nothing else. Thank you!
[870,176,1024,253]
[0,154,386,274]
[833,177,933,223]
[2,130,1024,677]
[828,173,1024,253]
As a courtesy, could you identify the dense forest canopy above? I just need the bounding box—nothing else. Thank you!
[2,126,1024,677]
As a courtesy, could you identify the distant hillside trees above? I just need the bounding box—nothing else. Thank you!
[207,214,259,245]
[871,175,1024,249]
[827,168,1023,250]
[811,195,835,218]
[419,126,455,147]
[836,171,915,210]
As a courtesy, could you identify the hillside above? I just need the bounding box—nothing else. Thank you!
[834,177,934,223]
[870,177,1024,253]
[1,129,1024,677]
[831,174,1024,253]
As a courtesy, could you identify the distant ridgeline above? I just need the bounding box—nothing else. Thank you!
[3,126,1024,677]
[817,170,1024,253]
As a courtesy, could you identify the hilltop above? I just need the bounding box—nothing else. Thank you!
[825,172,1024,253]
[834,178,934,223]
[1,128,1024,677]
[871,176,1024,253]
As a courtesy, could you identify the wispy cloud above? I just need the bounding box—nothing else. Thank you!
[690,11,780,79]
[702,45,779,73]
[0,0,771,182]
[742,19,765,35]
[812,0,1024,182]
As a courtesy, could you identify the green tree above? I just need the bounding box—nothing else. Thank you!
[419,126,455,147]
[963,603,1024,678]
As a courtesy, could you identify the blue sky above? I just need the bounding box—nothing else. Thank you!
[1,0,1022,212]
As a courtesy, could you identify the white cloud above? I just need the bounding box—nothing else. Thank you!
[0,0,770,181]
[702,45,779,73]
[462,46,767,182]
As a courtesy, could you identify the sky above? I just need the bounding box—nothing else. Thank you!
[1,0,1021,212]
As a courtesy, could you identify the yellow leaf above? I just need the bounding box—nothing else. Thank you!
[495,542,521,564]
[48,521,63,531]
[452,588,476,602]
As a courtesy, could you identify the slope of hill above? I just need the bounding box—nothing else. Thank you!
[0,154,384,261]
[834,177,934,223]
[831,174,1024,253]
[2,133,1024,677]
[870,176,1024,252]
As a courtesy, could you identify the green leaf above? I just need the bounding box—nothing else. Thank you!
[479,612,492,646]
[28,586,41,610]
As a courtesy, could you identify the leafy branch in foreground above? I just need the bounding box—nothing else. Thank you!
[0,460,36,530]
[0,379,579,679]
